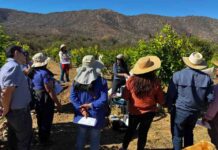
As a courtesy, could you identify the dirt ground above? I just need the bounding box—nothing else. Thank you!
[0,60,210,150]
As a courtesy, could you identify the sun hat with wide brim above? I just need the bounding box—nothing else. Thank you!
[74,55,105,85]
[130,56,161,75]
[32,53,50,68]
[212,60,218,67]
[182,52,207,70]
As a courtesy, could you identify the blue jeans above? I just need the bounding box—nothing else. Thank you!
[76,125,101,150]
[172,108,200,150]
[60,63,69,82]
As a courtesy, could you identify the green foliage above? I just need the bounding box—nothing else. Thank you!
[0,26,31,67]
[42,24,217,85]
[0,26,10,67]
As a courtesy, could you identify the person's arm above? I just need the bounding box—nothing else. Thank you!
[155,83,164,105]
[1,87,15,116]
[113,63,129,78]
[165,75,178,109]
[44,81,62,111]
[59,51,63,63]
[69,83,83,114]
[205,78,214,104]
[1,65,21,116]
[122,80,131,101]
[204,86,218,121]
[81,79,108,110]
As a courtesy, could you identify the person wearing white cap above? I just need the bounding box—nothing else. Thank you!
[111,54,129,95]
[70,55,108,150]
[29,53,62,145]
[59,44,71,83]
[166,52,214,150]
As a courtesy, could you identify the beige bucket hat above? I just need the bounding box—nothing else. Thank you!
[182,52,207,70]
[130,56,161,75]
[32,53,50,68]
[74,55,105,85]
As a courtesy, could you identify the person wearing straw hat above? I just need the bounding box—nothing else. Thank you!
[203,60,218,149]
[59,44,71,83]
[120,56,164,150]
[70,55,108,150]
[111,54,129,95]
[29,53,62,145]
[166,52,214,150]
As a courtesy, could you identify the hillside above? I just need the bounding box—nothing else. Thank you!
[0,8,218,50]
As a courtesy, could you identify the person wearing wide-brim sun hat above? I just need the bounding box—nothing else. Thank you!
[203,60,218,149]
[70,55,108,150]
[29,53,62,145]
[166,52,214,150]
[120,56,164,150]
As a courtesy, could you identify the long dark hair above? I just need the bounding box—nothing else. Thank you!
[28,65,54,79]
[129,71,159,98]
[116,58,129,73]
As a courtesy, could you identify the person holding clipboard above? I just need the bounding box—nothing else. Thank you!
[70,55,108,150]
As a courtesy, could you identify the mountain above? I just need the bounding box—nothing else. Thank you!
[0,8,218,49]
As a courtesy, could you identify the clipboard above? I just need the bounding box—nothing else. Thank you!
[73,116,97,127]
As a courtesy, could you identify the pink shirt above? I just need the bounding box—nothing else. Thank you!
[205,84,218,120]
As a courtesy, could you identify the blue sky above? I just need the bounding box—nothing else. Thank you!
[0,0,218,19]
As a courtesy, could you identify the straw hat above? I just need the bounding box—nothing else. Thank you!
[32,53,50,68]
[213,60,218,66]
[116,54,124,59]
[130,56,161,75]
[74,55,105,85]
[182,52,207,70]
[60,44,66,50]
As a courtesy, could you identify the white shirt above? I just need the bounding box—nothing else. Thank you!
[59,51,71,64]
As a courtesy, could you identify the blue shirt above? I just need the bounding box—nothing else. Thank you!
[0,58,31,109]
[166,67,214,112]
[70,77,108,129]
[31,69,53,90]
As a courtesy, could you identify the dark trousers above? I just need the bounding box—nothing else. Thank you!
[35,91,54,143]
[112,79,126,94]
[172,108,200,150]
[122,112,155,150]
[208,113,218,149]
[60,63,70,82]
[6,108,32,150]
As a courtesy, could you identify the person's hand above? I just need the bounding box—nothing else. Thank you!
[56,102,62,112]
[80,108,89,118]
[2,108,9,117]
[123,73,129,79]
[202,116,209,123]
[80,103,92,110]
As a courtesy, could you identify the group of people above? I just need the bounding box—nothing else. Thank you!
[0,44,218,150]
[0,46,62,149]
